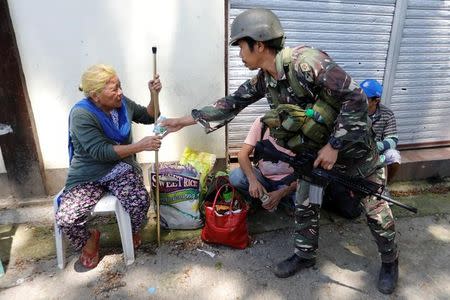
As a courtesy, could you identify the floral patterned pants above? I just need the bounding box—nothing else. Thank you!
[55,169,150,250]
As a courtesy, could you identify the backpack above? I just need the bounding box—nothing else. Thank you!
[322,182,363,219]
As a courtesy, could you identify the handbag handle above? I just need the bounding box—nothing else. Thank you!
[212,183,236,212]
[214,176,231,194]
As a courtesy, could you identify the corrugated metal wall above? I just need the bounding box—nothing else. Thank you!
[388,0,450,145]
[228,0,396,154]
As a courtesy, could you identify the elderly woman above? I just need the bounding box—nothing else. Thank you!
[56,64,162,269]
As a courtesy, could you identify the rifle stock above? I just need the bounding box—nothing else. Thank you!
[254,140,417,213]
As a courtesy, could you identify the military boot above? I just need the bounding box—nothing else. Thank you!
[273,254,316,278]
[377,258,398,294]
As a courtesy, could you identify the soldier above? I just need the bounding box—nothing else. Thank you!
[161,8,399,294]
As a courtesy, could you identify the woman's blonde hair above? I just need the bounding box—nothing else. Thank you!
[79,64,117,97]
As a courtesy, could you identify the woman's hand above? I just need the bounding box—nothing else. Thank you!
[137,135,162,151]
[113,135,162,158]
[147,74,162,117]
[160,116,196,133]
[149,74,162,94]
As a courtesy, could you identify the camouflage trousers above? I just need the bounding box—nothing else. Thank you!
[293,167,398,263]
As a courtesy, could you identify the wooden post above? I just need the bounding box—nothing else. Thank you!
[151,46,161,246]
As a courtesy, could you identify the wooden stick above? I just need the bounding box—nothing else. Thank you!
[152,46,161,246]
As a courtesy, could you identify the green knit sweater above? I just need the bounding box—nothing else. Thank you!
[65,97,154,190]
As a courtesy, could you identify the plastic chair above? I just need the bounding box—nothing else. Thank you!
[53,190,135,269]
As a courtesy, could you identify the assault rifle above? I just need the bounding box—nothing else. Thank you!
[254,140,418,213]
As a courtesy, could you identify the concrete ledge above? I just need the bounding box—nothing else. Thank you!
[393,147,450,181]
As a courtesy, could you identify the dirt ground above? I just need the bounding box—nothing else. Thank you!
[0,213,449,300]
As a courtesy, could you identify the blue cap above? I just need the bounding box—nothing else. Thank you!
[360,79,383,98]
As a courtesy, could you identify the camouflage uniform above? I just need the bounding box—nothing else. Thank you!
[193,45,398,263]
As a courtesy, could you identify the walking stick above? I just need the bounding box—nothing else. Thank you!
[152,46,161,246]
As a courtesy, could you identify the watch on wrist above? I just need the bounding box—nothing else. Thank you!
[328,136,343,150]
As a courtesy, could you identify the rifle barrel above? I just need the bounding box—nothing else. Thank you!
[376,193,418,213]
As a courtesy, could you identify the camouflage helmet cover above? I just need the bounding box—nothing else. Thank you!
[230,8,285,46]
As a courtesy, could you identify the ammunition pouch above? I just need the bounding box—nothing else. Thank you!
[261,102,337,153]
[263,47,341,153]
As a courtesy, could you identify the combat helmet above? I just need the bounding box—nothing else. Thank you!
[230,8,285,47]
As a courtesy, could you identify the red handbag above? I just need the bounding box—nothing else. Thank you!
[201,183,250,249]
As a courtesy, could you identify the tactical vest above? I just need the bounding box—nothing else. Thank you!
[262,47,341,153]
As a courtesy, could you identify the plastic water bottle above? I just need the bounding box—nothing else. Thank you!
[305,108,325,124]
[153,115,168,136]
[260,193,276,212]
[222,187,233,203]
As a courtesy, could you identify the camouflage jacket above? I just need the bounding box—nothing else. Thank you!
[192,46,378,176]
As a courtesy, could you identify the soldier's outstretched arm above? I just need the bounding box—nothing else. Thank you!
[160,115,196,133]
[164,70,266,134]
[192,71,266,133]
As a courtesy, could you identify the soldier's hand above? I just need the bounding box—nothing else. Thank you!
[314,143,338,170]
[160,118,184,133]
[160,116,196,133]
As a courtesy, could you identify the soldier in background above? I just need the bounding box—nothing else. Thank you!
[360,79,401,185]
[161,8,399,294]
[322,80,401,220]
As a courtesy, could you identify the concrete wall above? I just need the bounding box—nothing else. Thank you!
[4,0,225,176]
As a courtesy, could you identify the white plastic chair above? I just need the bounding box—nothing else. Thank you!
[54,190,135,269]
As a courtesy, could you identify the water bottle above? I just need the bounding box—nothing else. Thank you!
[305,108,325,124]
[153,115,168,136]
[260,193,276,212]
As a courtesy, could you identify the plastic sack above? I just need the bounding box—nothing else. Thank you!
[150,162,203,229]
[180,147,216,193]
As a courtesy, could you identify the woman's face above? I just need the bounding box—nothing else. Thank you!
[92,76,123,113]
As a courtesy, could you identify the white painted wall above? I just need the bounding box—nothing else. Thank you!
[6,0,225,171]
